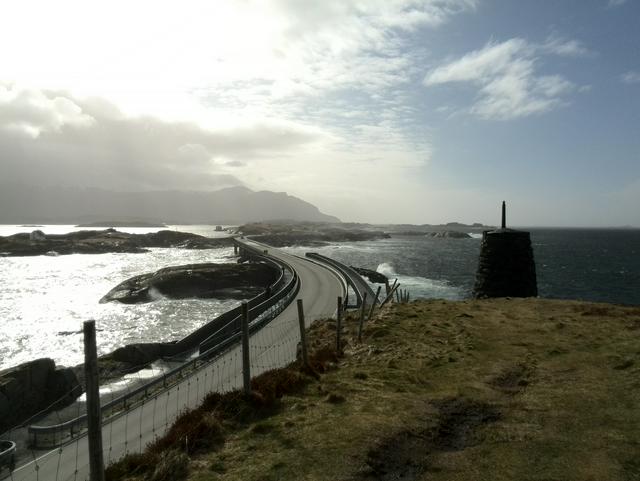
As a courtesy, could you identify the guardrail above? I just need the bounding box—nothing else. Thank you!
[0,441,15,472]
[305,252,375,308]
[27,239,300,449]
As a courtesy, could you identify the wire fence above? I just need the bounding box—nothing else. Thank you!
[1,302,339,481]
[1,238,381,480]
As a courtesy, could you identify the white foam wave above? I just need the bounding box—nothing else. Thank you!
[376,262,463,300]
[376,262,397,276]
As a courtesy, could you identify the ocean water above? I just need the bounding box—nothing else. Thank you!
[0,225,237,370]
[531,228,640,305]
[286,229,640,306]
[1,225,639,371]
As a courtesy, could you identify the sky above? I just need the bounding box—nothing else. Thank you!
[0,0,638,226]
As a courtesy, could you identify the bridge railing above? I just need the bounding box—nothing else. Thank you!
[27,240,299,449]
[171,254,287,355]
[305,252,375,308]
[198,250,300,356]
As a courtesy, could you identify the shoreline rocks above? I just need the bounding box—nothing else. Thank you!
[425,231,472,239]
[236,222,390,247]
[0,359,81,433]
[351,266,388,284]
[0,229,233,257]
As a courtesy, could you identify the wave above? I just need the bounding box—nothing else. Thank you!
[376,262,463,300]
[376,262,397,277]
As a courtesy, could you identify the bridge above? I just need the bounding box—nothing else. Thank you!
[3,238,375,481]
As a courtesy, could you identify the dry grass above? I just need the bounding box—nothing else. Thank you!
[106,336,334,481]
[109,298,640,481]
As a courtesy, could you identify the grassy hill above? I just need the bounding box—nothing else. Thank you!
[108,298,640,481]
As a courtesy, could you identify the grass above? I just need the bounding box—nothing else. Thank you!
[108,298,640,481]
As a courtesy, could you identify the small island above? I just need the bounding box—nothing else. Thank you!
[75,221,168,228]
[100,262,279,304]
[0,229,232,256]
[236,221,390,247]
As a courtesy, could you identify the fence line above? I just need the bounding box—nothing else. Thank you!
[3,303,338,481]
[2,239,367,480]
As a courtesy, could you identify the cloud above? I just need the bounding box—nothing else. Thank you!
[423,38,582,120]
[0,1,477,121]
[621,71,640,84]
[542,36,590,57]
[0,1,477,222]
[608,0,628,7]
[0,85,325,191]
[0,84,95,138]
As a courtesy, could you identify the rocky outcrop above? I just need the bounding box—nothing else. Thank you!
[0,358,81,433]
[237,222,390,247]
[425,231,472,239]
[351,266,388,284]
[100,262,279,304]
[76,221,168,228]
[108,343,177,366]
[0,229,233,257]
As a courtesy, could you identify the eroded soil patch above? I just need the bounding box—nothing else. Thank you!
[489,361,536,395]
[361,397,500,480]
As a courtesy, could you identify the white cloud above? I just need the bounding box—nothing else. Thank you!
[0,0,477,123]
[608,0,628,7]
[542,36,590,57]
[0,1,478,221]
[0,84,94,137]
[0,86,326,191]
[621,71,640,84]
[423,38,581,120]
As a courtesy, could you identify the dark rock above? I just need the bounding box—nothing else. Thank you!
[351,266,388,284]
[76,221,167,228]
[29,230,46,241]
[100,262,279,304]
[0,358,81,432]
[109,343,177,366]
[425,231,472,239]
[0,229,233,257]
[236,222,389,247]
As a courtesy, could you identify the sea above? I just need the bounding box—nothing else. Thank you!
[1,225,639,372]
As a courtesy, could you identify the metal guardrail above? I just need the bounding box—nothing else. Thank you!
[27,239,300,449]
[305,252,376,308]
[0,441,16,472]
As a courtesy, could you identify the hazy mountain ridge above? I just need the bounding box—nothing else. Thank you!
[0,184,340,224]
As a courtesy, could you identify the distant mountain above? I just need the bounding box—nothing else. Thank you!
[0,184,340,224]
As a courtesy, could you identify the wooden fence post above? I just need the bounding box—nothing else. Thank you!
[368,286,382,320]
[380,283,400,308]
[296,299,309,367]
[336,296,343,352]
[83,320,105,481]
[241,302,251,395]
[358,292,368,342]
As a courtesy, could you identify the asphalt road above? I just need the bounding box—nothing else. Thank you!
[6,242,345,481]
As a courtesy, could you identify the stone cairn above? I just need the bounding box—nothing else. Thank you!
[473,202,538,298]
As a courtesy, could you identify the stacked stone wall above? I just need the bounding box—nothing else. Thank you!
[473,230,538,298]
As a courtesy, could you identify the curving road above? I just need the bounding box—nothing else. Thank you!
[6,242,345,481]
[240,239,347,321]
